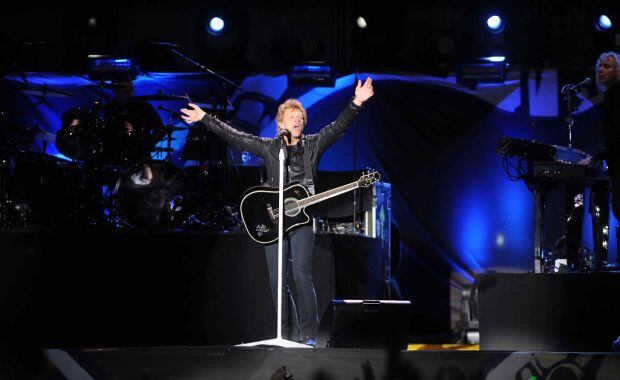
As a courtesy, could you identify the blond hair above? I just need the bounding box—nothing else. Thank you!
[595,51,620,92]
[276,98,307,131]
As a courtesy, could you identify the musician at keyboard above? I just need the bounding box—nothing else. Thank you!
[590,51,620,269]
[545,51,620,270]
[590,53,620,222]
[498,135,610,271]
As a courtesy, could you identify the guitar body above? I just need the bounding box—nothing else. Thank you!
[240,170,380,245]
[240,182,312,244]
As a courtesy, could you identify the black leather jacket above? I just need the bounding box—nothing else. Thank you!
[200,101,362,193]
[602,81,620,162]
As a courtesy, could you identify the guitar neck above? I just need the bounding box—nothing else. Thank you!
[297,181,360,208]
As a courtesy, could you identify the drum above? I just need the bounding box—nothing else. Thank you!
[102,100,164,165]
[182,164,244,230]
[114,161,196,227]
[55,107,101,161]
[102,112,148,164]
[10,153,91,226]
[0,122,35,153]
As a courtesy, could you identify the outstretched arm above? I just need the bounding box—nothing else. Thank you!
[181,103,269,157]
[315,77,374,154]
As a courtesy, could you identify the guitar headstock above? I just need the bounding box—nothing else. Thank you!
[357,169,380,188]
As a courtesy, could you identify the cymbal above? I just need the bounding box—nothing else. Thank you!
[136,92,234,112]
[187,93,227,102]
[188,92,234,109]
[159,125,187,133]
[35,130,57,142]
[195,102,234,112]
[152,147,174,153]
[134,93,189,101]
[0,109,26,116]
[20,85,74,98]
[1,123,38,145]
[79,82,130,90]
[1,122,40,135]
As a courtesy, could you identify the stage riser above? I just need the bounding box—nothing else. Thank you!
[0,230,384,347]
[479,272,620,351]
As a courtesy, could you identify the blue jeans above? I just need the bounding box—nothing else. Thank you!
[264,225,318,340]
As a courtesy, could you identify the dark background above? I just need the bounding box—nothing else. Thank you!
[1,0,618,74]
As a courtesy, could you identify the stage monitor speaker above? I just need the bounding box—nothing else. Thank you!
[329,299,412,349]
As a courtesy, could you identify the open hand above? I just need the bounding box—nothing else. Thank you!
[353,77,374,106]
[180,103,207,124]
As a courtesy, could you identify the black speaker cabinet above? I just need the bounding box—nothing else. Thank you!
[329,300,412,349]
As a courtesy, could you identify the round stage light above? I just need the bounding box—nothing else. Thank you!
[496,234,505,247]
[486,15,504,33]
[596,14,612,31]
[356,16,367,29]
[208,17,225,35]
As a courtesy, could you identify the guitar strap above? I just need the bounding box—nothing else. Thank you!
[301,138,315,195]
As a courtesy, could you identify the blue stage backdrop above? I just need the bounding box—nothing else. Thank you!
[2,69,611,336]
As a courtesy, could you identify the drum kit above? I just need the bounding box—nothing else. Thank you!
[0,82,242,230]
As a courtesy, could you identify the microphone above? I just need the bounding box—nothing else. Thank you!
[148,41,181,48]
[561,77,591,94]
[278,129,291,140]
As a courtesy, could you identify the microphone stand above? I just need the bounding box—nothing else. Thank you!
[237,137,311,348]
[561,80,589,149]
[167,46,240,208]
[565,91,576,149]
[168,48,242,91]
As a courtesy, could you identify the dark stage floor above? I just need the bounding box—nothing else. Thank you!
[16,346,620,380]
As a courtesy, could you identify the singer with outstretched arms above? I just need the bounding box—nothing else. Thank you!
[180,77,374,346]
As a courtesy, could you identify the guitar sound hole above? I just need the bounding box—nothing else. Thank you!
[284,198,300,217]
